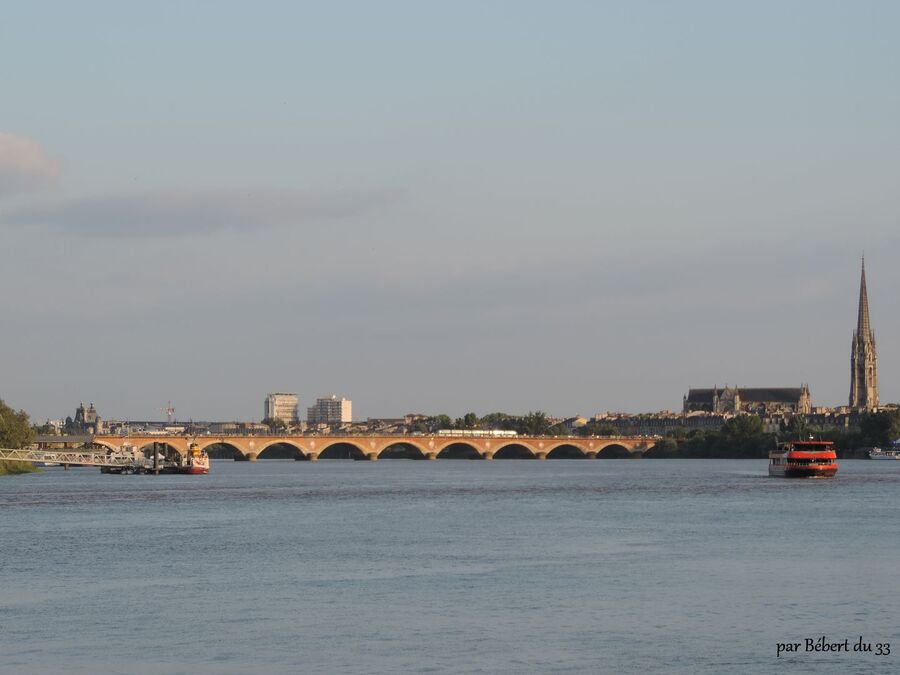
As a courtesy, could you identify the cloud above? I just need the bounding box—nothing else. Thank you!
[0,132,61,195]
[1,187,396,236]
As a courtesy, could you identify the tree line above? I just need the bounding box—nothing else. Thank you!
[409,411,555,435]
[0,398,37,475]
[647,409,900,458]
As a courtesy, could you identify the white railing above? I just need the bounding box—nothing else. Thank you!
[0,448,136,468]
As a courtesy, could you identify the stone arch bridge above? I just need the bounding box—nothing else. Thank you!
[92,434,657,462]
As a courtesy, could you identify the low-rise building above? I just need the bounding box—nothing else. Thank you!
[366,418,407,433]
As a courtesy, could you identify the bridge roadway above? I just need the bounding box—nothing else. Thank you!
[91,434,657,461]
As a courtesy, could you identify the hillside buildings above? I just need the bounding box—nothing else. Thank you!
[850,258,879,411]
[307,395,352,425]
[264,393,299,424]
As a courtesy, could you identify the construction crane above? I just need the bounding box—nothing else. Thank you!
[161,401,175,423]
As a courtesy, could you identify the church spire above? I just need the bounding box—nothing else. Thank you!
[850,257,878,410]
[857,256,871,338]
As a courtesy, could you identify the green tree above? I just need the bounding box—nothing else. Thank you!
[859,410,900,446]
[519,411,551,436]
[719,415,773,458]
[780,415,812,440]
[409,420,428,433]
[262,417,287,431]
[0,399,35,449]
[427,415,453,432]
[461,412,479,429]
[32,422,55,435]
[678,417,775,458]
[481,412,514,430]
[547,423,569,436]
[646,438,679,457]
[0,400,37,475]
[722,414,764,439]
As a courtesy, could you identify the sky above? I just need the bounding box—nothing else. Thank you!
[2,1,899,423]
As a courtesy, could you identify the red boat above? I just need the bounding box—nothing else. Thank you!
[769,440,838,478]
[178,443,209,475]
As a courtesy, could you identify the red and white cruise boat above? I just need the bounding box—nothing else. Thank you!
[769,440,838,478]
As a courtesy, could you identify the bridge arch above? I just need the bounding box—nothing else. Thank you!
[256,440,308,460]
[92,439,119,453]
[318,441,367,460]
[596,443,632,458]
[436,442,482,459]
[493,443,537,459]
[197,440,247,460]
[546,443,588,459]
[377,441,427,459]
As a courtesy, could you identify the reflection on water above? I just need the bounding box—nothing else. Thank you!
[2,459,898,674]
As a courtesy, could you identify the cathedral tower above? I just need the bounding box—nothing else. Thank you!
[849,258,879,410]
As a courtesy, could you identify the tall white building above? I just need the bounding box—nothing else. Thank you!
[264,393,299,424]
[307,395,352,425]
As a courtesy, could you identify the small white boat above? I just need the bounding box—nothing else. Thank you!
[868,447,900,460]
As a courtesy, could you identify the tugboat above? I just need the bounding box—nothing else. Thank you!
[178,442,210,474]
[769,440,838,478]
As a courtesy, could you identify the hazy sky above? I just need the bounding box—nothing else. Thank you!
[2,1,898,422]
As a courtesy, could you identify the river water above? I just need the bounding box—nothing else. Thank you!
[1,459,898,674]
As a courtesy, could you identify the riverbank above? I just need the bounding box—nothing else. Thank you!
[0,461,40,476]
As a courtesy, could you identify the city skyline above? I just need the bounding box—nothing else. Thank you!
[2,2,898,421]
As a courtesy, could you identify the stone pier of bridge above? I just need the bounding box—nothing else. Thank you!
[92,434,656,462]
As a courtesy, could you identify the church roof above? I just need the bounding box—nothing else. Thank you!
[685,389,717,403]
[685,387,804,404]
[737,388,803,403]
